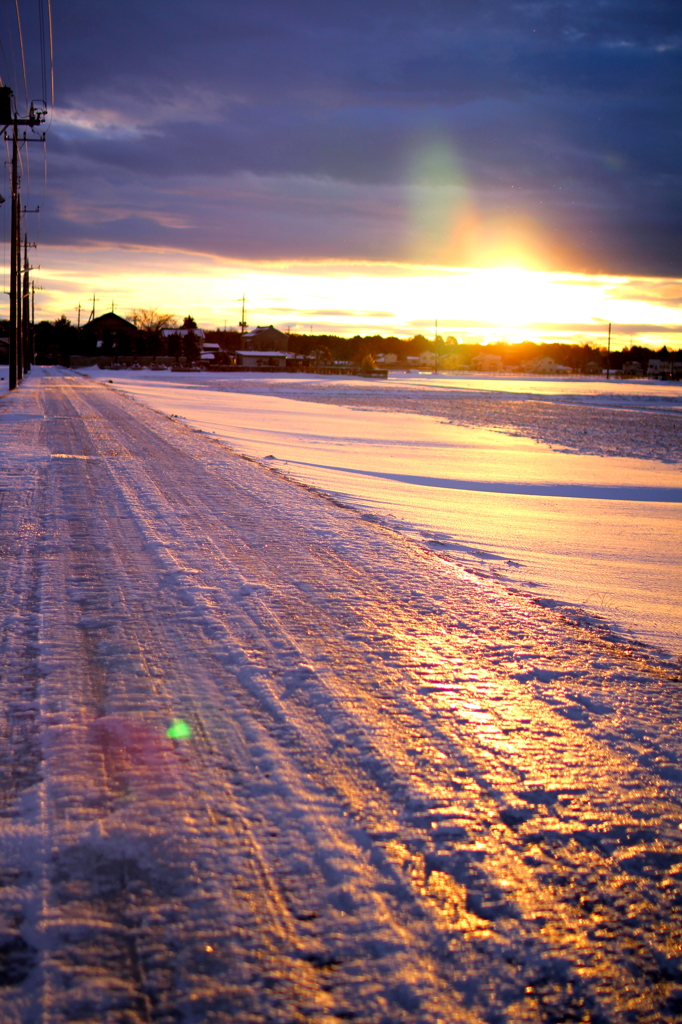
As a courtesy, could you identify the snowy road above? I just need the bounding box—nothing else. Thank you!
[2,369,682,1023]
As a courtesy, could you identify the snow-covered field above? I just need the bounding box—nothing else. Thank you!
[83,367,682,656]
[2,368,682,1023]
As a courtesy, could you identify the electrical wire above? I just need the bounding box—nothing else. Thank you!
[13,0,28,110]
[38,0,47,107]
[0,9,9,88]
[0,0,54,326]
[3,1,20,107]
[38,0,54,262]
[46,0,54,111]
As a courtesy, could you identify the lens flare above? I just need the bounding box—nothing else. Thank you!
[166,718,192,740]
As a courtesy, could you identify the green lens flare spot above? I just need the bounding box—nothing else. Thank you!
[167,718,192,740]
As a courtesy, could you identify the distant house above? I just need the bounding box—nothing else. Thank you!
[647,358,681,379]
[471,353,504,372]
[83,312,139,341]
[241,325,289,351]
[375,353,398,364]
[418,350,436,368]
[236,349,290,369]
[199,341,221,362]
[78,312,139,359]
[526,357,571,374]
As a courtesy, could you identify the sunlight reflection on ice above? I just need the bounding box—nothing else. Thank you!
[83,369,682,654]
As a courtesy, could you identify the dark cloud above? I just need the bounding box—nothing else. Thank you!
[4,0,680,274]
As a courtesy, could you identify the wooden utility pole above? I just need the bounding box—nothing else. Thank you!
[9,123,19,389]
[606,322,611,380]
[239,295,247,336]
[23,234,31,372]
[434,318,439,374]
[1,87,46,390]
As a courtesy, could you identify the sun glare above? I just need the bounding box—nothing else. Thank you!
[25,246,682,350]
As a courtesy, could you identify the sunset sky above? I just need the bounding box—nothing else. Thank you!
[2,0,680,348]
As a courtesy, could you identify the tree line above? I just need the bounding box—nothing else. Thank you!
[2,310,679,372]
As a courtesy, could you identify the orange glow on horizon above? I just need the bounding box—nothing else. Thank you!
[18,244,682,351]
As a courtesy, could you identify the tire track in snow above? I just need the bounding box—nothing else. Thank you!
[74,376,682,1020]
[29,381,339,1023]
[0,369,681,1023]
[48,378,472,1021]
[47,374,682,1015]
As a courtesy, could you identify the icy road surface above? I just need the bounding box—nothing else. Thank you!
[2,368,682,1024]
[83,368,682,655]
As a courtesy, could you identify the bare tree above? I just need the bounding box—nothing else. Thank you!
[128,309,178,334]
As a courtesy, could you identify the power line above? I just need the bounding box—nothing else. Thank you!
[38,0,47,107]
[46,0,54,112]
[3,1,20,103]
[12,0,28,109]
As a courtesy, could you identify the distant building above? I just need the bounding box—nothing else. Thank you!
[471,353,504,372]
[241,326,289,351]
[525,357,571,374]
[236,349,290,369]
[647,358,681,379]
[83,312,139,340]
[199,341,221,361]
[418,350,436,368]
[78,312,139,359]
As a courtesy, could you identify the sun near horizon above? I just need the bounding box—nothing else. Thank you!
[27,245,682,353]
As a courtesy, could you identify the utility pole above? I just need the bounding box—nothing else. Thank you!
[434,319,438,374]
[77,304,81,329]
[22,233,30,372]
[606,322,611,380]
[10,123,19,389]
[1,86,46,390]
[239,295,247,336]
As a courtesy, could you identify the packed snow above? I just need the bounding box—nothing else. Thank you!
[2,368,682,1024]
[83,367,682,656]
